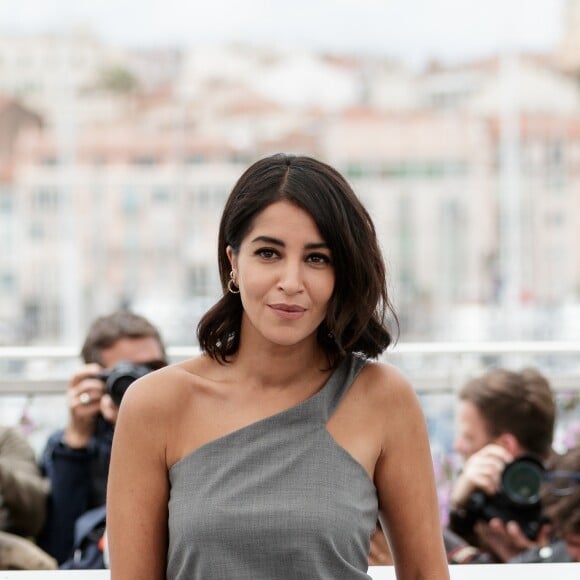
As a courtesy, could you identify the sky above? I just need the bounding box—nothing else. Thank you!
[0,0,567,67]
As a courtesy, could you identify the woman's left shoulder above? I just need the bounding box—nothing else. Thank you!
[355,359,428,451]
[355,358,418,408]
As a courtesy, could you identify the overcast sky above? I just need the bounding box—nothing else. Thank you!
[0,0,566,67]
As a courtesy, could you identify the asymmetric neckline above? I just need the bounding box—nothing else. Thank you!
[170,357,347,471]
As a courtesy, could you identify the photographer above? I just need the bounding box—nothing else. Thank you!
[494,445,580,564]
[448,368,556,562]
[36,311,167,566]
[541,445,580,562]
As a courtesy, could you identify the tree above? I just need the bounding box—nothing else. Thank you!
[95,66,139,96]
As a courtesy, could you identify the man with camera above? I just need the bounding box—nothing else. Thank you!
[446,367,556,563]
[37,311,167,566]
[540,445,580,562]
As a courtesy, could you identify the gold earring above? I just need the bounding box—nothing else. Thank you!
[227,270,240,294]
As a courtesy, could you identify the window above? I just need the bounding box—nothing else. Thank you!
[0,272,15,293]
[187,264,211,297]
[122,188,140,215]
[30,222,45,239]
[33,187,59,211]
[152,188,171,203]
[131,155,159,166]
[0,191,13,214]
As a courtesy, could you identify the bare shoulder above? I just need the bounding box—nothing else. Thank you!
[355,360,429,453]
[119,354,209,420]
[353,360,425,436]
[356,360,418,408]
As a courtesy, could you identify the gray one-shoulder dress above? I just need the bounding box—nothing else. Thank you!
[167,354,378,579]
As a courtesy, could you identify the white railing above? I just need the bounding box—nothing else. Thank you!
[1,341,580,395]
[1,340,578,458]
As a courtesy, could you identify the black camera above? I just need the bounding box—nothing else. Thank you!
[463,455,545,540]
[97,361,160,407]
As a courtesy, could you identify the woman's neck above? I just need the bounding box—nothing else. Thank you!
[232,326,329,390]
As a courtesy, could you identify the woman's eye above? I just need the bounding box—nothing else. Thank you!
[307,253,331,265]
[256,248,278,259]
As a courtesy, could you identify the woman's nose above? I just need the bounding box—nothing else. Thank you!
[277,261,304,294]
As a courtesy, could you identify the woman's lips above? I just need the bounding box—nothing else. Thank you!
[269,303,306,320]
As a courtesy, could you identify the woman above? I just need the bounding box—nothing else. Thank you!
[106,154,449,579]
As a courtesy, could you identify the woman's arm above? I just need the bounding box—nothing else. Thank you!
[106,373,171,580]
[372,364,450,580]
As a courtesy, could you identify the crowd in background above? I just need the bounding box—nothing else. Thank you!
[0,310,579,570]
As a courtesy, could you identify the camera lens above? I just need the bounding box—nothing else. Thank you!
[108,374,138,405]
[502,457,544,506]
[104,362,156,407]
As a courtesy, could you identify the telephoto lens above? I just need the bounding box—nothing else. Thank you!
[458,455,546,540]
[97,361,160,406]
[501,456,544,506]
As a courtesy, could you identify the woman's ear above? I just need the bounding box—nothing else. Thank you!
[226,245,236,271]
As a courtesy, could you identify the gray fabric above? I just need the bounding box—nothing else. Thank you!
[167,354,377,579]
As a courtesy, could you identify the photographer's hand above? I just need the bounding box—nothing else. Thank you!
[63,363,106,449]
[451,444,513,508]
[474,517,551,562]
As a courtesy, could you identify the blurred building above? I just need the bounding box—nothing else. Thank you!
[558,0,580,72]
[0,97,43,342]
[2,28,580,344]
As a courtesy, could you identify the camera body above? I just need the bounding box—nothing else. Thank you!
[96,361,157,407]
[463,455,545,540]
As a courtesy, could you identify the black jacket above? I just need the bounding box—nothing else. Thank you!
[37,417,113,564]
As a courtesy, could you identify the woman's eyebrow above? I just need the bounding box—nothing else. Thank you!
[251,235,284,246]
[250,235,329,250]
[305,242,330,250]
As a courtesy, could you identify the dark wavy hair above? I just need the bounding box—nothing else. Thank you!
[197,153,397,365]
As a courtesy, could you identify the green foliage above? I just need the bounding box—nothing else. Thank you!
[95,65,139,95]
